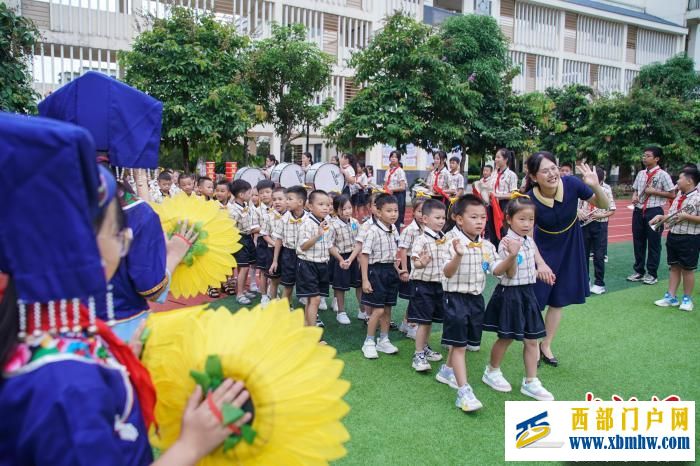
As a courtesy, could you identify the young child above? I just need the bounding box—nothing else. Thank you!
[652,166,700,311]
[352,191,380,322]
[398,197,425,339]
[297,190,334,331]
[254,180,275,305]
[445,156,465,198]
[214,179,231,207]
[178,173,196,196]
[152,170,173,203]
[577,167,615,295]
[197,176,214,200]
[264,187,287,302]
[270,185,308,307]
[228,179,259,305]
[360,193,401,359]
[440,195,502,411]
[247,187,261,293]
[482,197,554,402]
[329,194,362,325]
[409,199,449,372]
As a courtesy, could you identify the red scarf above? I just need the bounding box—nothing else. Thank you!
[494,168,505,192]
[384,166,399,191]
[641,166,660,212]
[675,190,694,211]
[431,168,449,201]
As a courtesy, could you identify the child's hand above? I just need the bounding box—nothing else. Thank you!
[537,263,556,285]
[418,247,432,266]
[317,221,328,237]
[506,238,522,256]
[269,262,277,275]
[649,214,664,226]
[452,239,465,256]
[362,279,373,294]
[399,270,409,282]
[577,209,587,221]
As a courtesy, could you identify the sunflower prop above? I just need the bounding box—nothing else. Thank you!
[151,193,240,298]
[142,299,351,465]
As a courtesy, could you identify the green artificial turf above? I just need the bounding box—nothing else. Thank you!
[215,241,700,465]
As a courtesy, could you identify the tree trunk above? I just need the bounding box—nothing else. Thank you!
[182,140,190,172]
[280,136,288,163]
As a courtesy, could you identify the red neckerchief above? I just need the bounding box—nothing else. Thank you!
[642,166,660,212]
[431,168,449,201]
[384,166,399,190]
[494,168,505,192]
[18,301,157,430]
[675,189,695,211]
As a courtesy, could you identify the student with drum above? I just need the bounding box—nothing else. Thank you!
[340,153,357,197]
[383,151,408,230]
[263,154,278,179]
[301,152,313,173]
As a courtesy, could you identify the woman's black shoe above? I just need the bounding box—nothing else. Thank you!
[539,343,559,367]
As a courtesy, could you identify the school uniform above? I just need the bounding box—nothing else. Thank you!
[255,203,274,271]
[666,189,700,270]
[408,228,449,324]
[441,227,497,348]
[296,214,334,298]
[330,216,361,291]
[228,201,259,266]
[265,210,286,278]
[398,220,422,300]
[579,184,616,287]
[426,167,450,203]
[360,220,400,308]
[446,170,465,196]
[383,166,408,229]
[272,210,306,286]
[631,167,674,279]
[484,229,546,341]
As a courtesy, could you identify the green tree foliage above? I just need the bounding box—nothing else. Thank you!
[246,23,334,157]
[120,8,255,170]
[0,4,39,113]
[632,54,700,100]
[538,84,594,163]
[325,13,478,154]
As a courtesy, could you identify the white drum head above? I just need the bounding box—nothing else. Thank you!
[305,163,345,193]
[234,167,266,187]
[271,163,305,188]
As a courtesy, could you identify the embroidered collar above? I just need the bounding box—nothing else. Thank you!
[533,178,564,208]
[453,228,482,247]
[423,227,445,242]
[374,219,394,234]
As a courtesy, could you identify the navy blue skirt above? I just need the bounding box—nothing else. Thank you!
[483,285,546,341]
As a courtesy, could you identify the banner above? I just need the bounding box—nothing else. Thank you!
[382,144,417,170]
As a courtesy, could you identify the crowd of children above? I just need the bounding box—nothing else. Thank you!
[139,145,700,414]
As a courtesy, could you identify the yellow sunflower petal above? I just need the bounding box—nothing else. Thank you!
[142,299,350,465]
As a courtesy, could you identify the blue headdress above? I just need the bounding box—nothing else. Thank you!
[0,112,118,336]
[38,71,163,173]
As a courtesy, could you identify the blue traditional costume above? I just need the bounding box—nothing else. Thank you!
[529,176,594,309]
[39,72,168,341]
[0,112,155,465]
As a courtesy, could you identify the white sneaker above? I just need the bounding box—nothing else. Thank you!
[260,295,271,306]
[376,337,399,354]
[336,312,351,325]
[250,281,259,292]
[319,299,328,310]
[357,310,368,321]
[299,297,308,305]
[362,340,378,359]
[406,325,417,340]
[590,284,606,295]
[642,274,658,285]
[412,353,431,372]
[435,365,458,389]
[466,344,480,352]
[521,377,554,401]
[332,297,339,312]
[423,345,443,362]
[236,295,252,305]
[679,296,694,312]
[482,366,512,392]
[456,385,483,412]
[398,321,408,333]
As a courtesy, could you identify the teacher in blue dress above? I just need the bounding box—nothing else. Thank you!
[524,152,609,367]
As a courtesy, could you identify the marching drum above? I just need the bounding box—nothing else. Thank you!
[270,162,305,188]
[305,162,346,193]
[234,167,266,186]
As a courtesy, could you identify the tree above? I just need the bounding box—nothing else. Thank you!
[0,4,39,113]
[325,13,478,155]
[246,23,334,157]
[121,8,255,170]
[632,54,700,101]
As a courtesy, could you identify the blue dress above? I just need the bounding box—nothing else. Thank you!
[105,200,168,340]
[529,176,594,310]
[0,338,153,465]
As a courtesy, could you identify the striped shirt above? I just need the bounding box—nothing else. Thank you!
[632,167,674,210]
[362,220,399,264]
[494,229,537,286]
[272,210,307,249]
[442,227,497,295]
[669,189,700,235]
[297,214,334,263]
[410,228,450,283]
[578,183,616,224]
[383,166,407,192]
[446,171,465,194]
[493,168,518,197]
[426,167,450,193]
[330,216,360,254]
[266,210,286,248]
[228,201,258,235]
[398,220,422,254]
[256,204,274,236]
[356,216,376,244]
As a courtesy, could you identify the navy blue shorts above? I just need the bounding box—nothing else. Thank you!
[233,234,256,267]
[407,280,444,324]
[296,260,329,298]
[398,260,413,299]
[331,252,361,291]
[279,247,298,287]
[667,232,700,270]
[361,263,399,308]
[442,292,484,348]
[255,237,272,271]
[484,285,546,341]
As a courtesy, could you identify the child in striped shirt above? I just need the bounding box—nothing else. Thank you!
[398,197,425,339]
[329,194,361,325]
[264,187,287,303]
[254,180,275,305]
